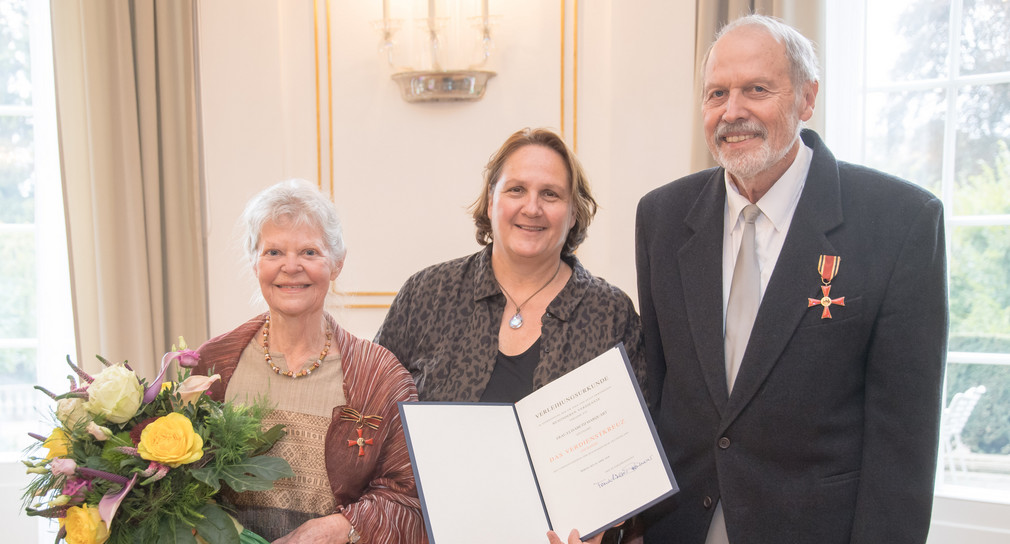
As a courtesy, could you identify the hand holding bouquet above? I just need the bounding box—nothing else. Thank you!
[22,339,293,544]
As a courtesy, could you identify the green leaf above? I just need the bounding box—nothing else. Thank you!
[190,456,294,494]
[154,516,198,544]
[193,503,240,544]
[189,467,223,493]
[239,529,272,544]
[249,424,286,455]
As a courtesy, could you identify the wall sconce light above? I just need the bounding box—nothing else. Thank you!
[377,0,496,103]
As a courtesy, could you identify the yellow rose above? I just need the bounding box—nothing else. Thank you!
[137,412,204,468]
[43,428,70,460]
[63,504,110,544]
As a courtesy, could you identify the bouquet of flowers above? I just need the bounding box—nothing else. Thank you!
[21,339,293,544]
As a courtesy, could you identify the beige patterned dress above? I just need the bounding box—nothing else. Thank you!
[223,337,346,539]
[195,313,425,544]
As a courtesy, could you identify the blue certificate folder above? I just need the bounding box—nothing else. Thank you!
[399,344,678,544]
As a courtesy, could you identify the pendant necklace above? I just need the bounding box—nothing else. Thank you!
[262,315,332,378]
[495,260,562,329]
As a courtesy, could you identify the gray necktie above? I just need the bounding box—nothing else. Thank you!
[725,204,762,393]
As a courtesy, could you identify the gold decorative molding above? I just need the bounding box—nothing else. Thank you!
[560,0,566,138]
[340,291,398,297]
[313,0,335,198]
[573,0,579,152]
[329,289,398,310]
[559,0,580,152]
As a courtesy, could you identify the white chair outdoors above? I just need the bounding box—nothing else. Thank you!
[939,384,987,476]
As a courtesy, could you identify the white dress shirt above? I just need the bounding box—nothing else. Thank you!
[721,142,813,333]
[708,141,813,544]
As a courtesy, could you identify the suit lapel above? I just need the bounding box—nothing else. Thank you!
[721,130,846,428]
[680,170,731,413]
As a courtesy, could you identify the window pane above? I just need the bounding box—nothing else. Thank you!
[0,230,36,338]
[0,348,40,458]
[948,225,1010,353]
[0,346,34,384]
[960,0,1010,76]
[940,363,1010,493]
[954,84,1010,215]
[0,0,31,107]
[867,0,950,84]
[864,89,945,194]
[0,382,43,454]
[0,114,34,224]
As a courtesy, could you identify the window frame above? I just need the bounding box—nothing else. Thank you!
[825,0,1010,540]
[0,0,71,541]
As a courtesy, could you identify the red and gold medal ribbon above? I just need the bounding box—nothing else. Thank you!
[341,408,382,457]
[339,407,383,430]
[818,255,841,284]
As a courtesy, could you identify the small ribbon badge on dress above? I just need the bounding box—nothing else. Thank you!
[807,255,845,319]
[340,407,383,457]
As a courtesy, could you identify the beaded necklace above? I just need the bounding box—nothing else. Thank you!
[262,316,332,378]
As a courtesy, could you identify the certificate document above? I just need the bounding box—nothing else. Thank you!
[399,344,678,544]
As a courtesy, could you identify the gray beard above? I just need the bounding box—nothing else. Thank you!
[711,114,803,182]
[717,138,785,181]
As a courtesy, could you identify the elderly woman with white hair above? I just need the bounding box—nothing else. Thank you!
[193,179,424,544]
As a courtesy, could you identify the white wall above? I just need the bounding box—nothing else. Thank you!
[196,5,1010,543]
[196,0,696,340]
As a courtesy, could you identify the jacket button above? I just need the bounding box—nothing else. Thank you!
[718,437,731,449]
[703,496,713,508]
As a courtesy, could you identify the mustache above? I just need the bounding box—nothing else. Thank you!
[714,121,767,142]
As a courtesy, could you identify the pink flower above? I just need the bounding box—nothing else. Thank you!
[139,461,170,483]
[170,337,200,368]
[50,458,77,477]
[175,374,220,408]
[86,421,113,441]
[174,349,200,368]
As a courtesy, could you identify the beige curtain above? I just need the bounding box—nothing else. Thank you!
[691,0,827,172]
[51,0,207,377]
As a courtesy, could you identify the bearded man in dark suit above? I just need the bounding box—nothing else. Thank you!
[636,14,947,544]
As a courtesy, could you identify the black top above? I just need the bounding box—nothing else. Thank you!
[479,337,542,403]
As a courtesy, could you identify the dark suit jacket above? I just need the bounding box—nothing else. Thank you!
[636,130,947,544]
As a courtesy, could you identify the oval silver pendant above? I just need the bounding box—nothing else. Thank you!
[508,313,524,329]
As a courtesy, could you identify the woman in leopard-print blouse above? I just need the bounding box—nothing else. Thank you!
[375,128,645,404]
[374,128,645,544]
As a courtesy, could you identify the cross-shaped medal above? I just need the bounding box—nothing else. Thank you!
[347,427,374,456]
[808,284,845,319]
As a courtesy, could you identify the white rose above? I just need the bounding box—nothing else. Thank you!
[83,364,143,424]
[56,397,91,429]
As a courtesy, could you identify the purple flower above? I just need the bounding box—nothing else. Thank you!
[62,477,92,497]
[98,473,138,531]
[143,352,175,404]
[174,349,200,368]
